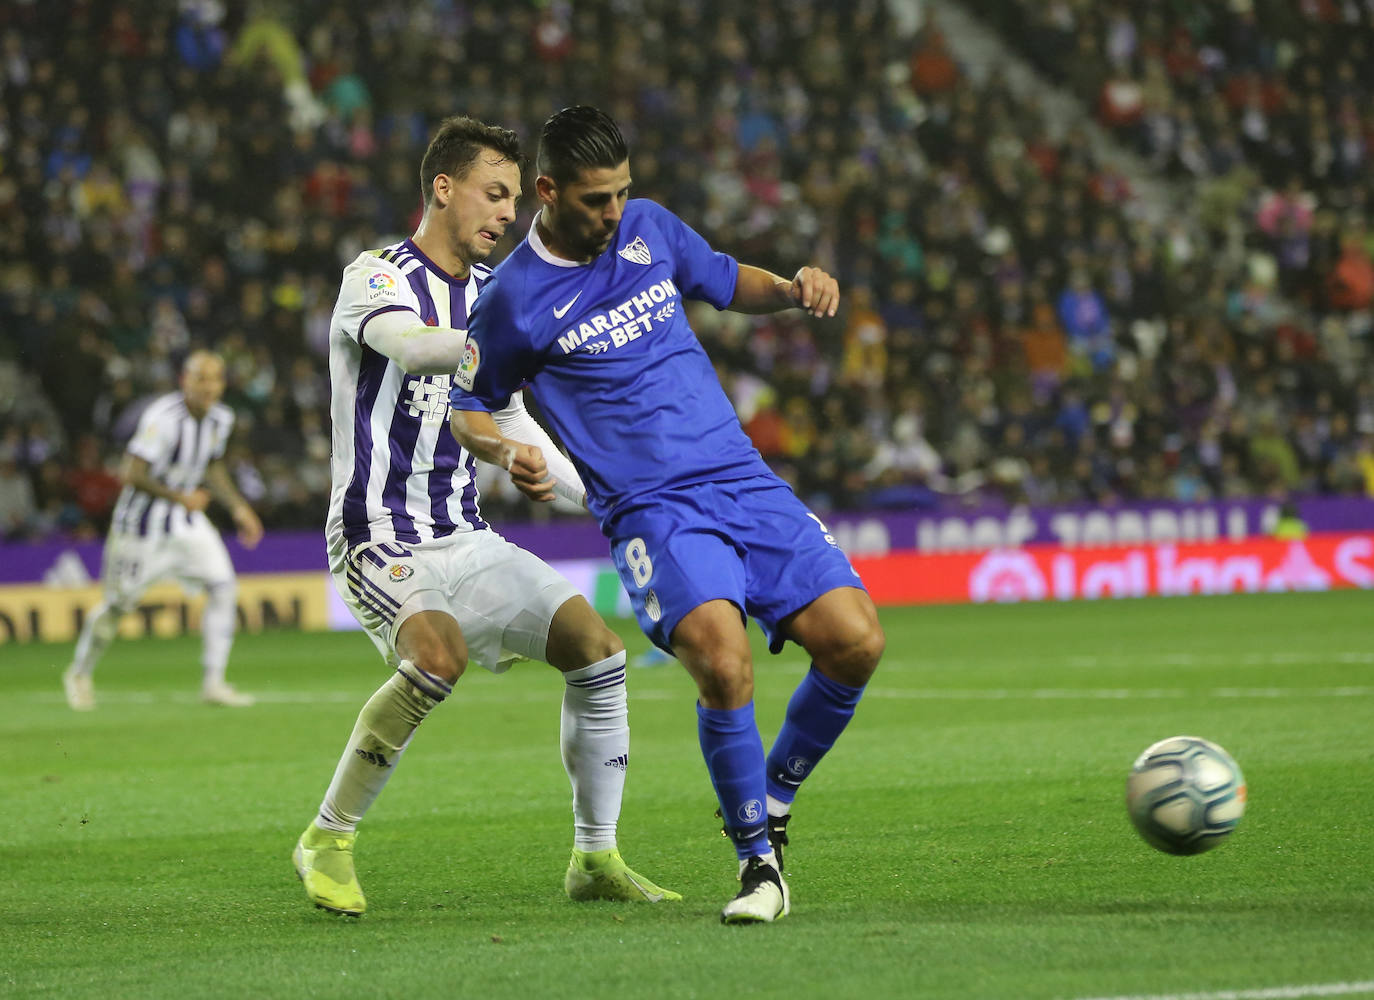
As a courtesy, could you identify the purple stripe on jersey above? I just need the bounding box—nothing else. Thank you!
[427,264,478,539]
[380,395,422,543]
[211,409,232,459]
[110,488,132,535]
[373,267,440,543]
[428,419,465,538]
[184,412,209,489]
[459,451,487,530]
[167,419,187,472]
[341,346,392,548]
[136,495,156,536]
[404,268,438,326]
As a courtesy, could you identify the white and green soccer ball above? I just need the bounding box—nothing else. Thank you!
[1126,736,1246,855]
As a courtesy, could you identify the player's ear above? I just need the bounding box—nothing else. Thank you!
[431,173,451,209]
[535,174,558,207]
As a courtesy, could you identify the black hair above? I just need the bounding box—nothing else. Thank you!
[419,116,523,206]
[536,106,629,187]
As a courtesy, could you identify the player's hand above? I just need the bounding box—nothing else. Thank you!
[180,488,211,512]
[790,266,839,318]
[233,504,264,549]
[504,442,557,503]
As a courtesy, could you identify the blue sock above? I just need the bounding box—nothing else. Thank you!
[765,666,866,805]
[697,701,769,860]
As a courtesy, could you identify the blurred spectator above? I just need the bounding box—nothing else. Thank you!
[1327,229,1374,311]
[65,434,123,528]
[0,433,38,539]
[1358,435,1374,497]
[1,0,1372,546]
[1057,270,1113,372]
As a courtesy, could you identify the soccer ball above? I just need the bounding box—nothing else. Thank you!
[1125,736,1246,855]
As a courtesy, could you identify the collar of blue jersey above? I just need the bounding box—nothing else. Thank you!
[402,238,478,286]
[527,219,589,269]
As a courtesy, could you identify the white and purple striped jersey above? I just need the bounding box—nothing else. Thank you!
[326,239,490,571]
[108,392,234,542]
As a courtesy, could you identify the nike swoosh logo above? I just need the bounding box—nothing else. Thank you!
[553,291,583,319]
[624,871,665,902]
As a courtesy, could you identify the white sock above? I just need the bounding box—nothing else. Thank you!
[200,580,237,688]
[767,795,791,818]
[315,660,450,833]
[560,651,628,852]
[69,600,122,677]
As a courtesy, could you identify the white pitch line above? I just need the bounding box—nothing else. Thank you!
[1055,651,1374,669]
[1070,980,1374,1000]
[19,686,1373,708]
[875,650,1374,671]
[867,686,1374,701]
[18,688,686,706]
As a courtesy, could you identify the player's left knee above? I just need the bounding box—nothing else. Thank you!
[206,579,237,602]
[815,620,884,688]
[579,623,625,666]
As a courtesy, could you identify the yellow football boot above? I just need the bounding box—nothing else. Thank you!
[292,822,366,916]
[564,847,682,903]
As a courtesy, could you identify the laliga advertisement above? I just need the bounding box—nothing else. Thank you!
[1,530,1370,644]
[852,533,1374,605]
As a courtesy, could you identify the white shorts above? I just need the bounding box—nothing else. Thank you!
[333,531,582,673]
[102,516,235,607]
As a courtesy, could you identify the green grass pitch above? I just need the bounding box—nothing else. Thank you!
[3,590,1372,999]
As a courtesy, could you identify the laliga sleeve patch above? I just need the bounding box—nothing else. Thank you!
[366,270,399,303]
[455,337,479,390]
[134,423,162,451]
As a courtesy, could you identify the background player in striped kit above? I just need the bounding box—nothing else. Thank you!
[292,116,676,916]
[63,350,264,710]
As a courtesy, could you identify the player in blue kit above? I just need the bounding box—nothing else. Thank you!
[449,106,884,924]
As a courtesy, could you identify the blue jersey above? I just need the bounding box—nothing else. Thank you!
[448,199,773,524]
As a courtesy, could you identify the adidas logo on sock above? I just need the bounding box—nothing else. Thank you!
[603,754,628,770]
[354,748,392,767]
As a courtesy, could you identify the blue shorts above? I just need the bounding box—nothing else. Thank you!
[606,475,865,654]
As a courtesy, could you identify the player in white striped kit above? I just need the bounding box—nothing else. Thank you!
[292,116,676,916]
[63,351,264,710]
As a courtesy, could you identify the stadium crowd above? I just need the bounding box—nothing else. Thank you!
[1,0,1372,543]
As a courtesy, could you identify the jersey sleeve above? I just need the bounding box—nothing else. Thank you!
[649,201,739,310]
[334,252,421,346]
[447,274,535,413]
[125,402,178,465]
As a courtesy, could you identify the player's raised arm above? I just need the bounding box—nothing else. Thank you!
[449,399,587,507]
[729,263,840,318]
[492,393,587,507]
[361,308,470,375]
[449,408,550,502]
